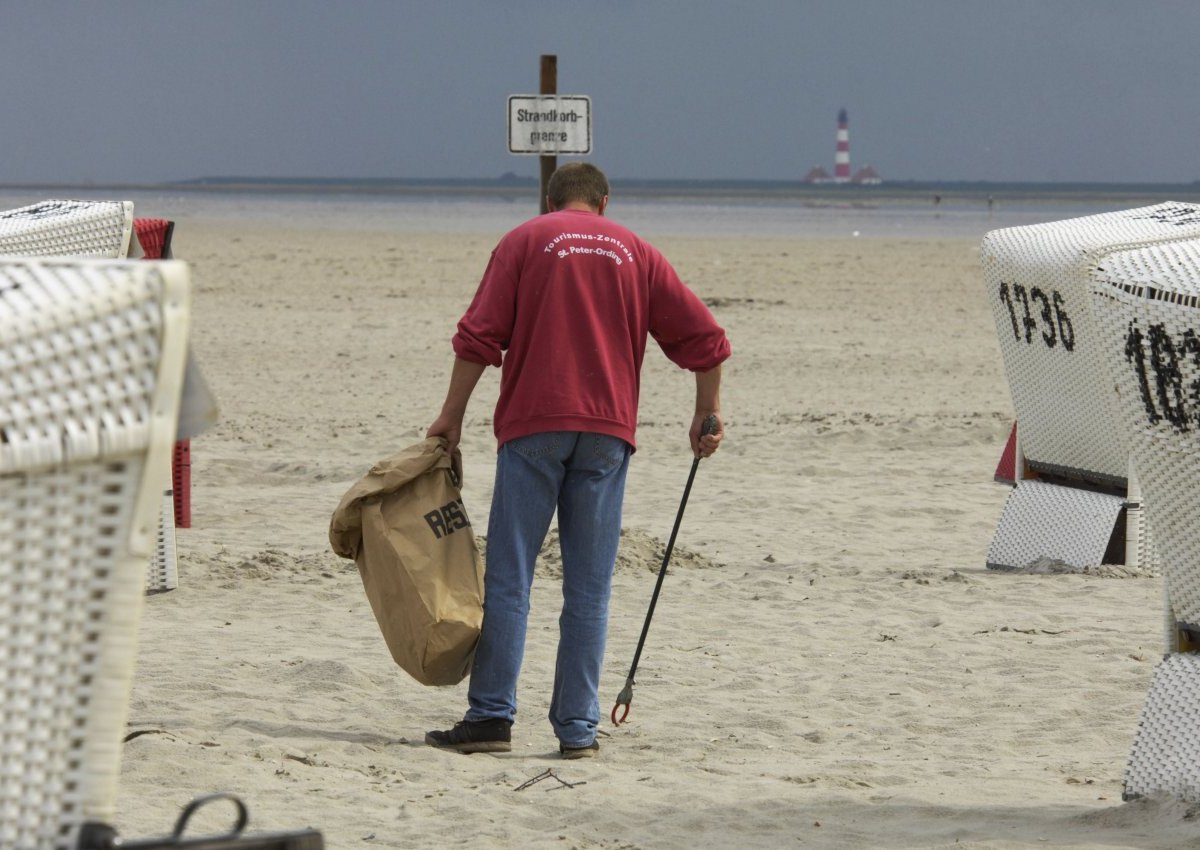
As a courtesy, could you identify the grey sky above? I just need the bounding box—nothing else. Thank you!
[3,1,1198,185]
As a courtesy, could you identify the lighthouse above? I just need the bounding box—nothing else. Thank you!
[802,108,883,184]
[834,108,851,183]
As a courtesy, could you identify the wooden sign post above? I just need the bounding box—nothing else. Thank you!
[539,55,556,215]
[507,55,592,214]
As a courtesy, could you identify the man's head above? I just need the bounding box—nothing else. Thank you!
[546,162,609,213]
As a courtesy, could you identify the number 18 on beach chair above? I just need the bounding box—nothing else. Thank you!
[1088,236,1200,802]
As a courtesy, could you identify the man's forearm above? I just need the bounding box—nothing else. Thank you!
[441,357,487,418]
[426,356,488,451]
[690,364,724,457]
[694,364,722,415]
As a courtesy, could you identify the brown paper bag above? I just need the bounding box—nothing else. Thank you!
[329,437,484,686]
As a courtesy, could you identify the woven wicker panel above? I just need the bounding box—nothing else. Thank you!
[0,461,145,849]
[0,200,134,259]
[986,479,1124,570]
[982,202,1200,484]
[0,257,189,850]
[1164,577,1181,653]
[1124,653,1200,801]
[1124,499,1162,578]
[1089,238,1200,626]
[147,490,179,592]
[0,204,180,591]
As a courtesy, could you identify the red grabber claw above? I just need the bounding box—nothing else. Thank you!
[611,680,634,726]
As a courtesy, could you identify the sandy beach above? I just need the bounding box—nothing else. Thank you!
[108,215,1199,849]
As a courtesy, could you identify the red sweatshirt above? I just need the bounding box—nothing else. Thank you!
[452,209,730,449]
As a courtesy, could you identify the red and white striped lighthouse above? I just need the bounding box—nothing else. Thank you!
[834,108,851,183]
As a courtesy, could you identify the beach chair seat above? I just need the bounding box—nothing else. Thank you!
[1087,235,1200,800]
[985,479,1125,571]
[981,203,1200,572]
[0,256,190,848]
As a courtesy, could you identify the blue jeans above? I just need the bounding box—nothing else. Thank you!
[465,431,631,747]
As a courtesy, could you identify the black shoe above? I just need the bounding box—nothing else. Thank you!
[559,740,599,760]
[425,718,512,754]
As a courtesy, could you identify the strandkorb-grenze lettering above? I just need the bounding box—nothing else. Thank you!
[516,109,581,123]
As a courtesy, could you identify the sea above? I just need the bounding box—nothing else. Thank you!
[3,180,1200,241]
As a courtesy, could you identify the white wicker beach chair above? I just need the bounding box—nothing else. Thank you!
[1121,653,1200,802]
[0,200,135,259]
[1087,236,1200,801]
[981,203,1200,571]
[0,256,189,849]
[0,199,185,591]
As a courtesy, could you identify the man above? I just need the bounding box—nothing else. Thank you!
[425,162,730,759]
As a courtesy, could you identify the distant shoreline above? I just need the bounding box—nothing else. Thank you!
[3,177,1200,208]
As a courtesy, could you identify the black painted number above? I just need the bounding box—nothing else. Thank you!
[1125,320,1200,431]
[998,282,1075,352]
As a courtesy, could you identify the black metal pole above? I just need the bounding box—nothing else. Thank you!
[612,415,719,725]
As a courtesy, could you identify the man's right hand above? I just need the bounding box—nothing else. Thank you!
[426,414,463,455]
[690,411,723,458]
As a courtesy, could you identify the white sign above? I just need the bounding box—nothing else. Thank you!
[507,95,592,155]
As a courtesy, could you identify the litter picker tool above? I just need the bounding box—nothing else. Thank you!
[611,414,719,726]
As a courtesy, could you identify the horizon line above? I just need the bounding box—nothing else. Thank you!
[3,175,1200,191]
